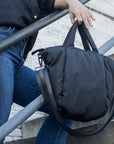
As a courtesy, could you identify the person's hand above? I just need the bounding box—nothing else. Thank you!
[66,0,95,29]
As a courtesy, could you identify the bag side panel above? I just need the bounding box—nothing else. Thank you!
[41,46,66,108]
[104,57,114,98]
[63,47,108,122]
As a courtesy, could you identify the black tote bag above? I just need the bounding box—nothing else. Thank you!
[33,20,114,136]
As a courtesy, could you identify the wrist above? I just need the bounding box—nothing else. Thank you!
[54,0,68,9]
[66,0,79,7]
[54,0,79,9]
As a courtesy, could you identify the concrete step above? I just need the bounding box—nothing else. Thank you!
[66,121,114,144]
[21,115,47,139]
[4,137,35,144]
[4,121,114,144]
[109,54,114,60]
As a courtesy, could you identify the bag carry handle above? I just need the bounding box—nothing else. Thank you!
[39,68,114,136]
[63,20,98,53]
[78,24,91,51]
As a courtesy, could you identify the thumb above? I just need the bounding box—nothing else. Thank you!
[70,13,75,24]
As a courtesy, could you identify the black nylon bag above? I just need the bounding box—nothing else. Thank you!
[34,21,114,136]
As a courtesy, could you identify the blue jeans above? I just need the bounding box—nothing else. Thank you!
[0,27,73,144]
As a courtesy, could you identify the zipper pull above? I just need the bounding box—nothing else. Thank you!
[38,53,43,67]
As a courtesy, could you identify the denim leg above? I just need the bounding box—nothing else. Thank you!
[0,26,26,144]
[13,65,41,106]
[0,56,15,144]
[35,115,73,144]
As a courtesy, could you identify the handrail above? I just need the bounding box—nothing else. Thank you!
[98,37,114,54]
[0,0,113,141]
[0,10,68,52]
[0,95,44,140]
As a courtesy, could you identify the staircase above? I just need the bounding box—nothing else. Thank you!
[66,121,114,144]
[4,118,114,144]
[4,137,35,144]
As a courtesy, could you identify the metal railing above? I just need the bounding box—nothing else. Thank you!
[0,0,114,141]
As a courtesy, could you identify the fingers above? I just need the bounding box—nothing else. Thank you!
[70,8,95,29]
[70,13,75,24]
[85,10,93,27]
[70,12,83,25]
[82,8,95,29]
[68,1,96,29]
[76,13,83,25]
[81,8,93,29]
[88,9,96,21]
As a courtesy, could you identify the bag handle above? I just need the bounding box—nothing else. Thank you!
[80,24,98,52]
[78,24,91,51]
[39,68,114,136]
[63,20,98,53]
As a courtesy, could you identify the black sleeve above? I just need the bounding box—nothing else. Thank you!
[37,0,55,12]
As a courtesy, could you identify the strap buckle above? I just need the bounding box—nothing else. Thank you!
[35,54,45,71]
[32,48,45,70]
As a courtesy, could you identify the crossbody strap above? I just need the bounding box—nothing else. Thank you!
[37,68,114,136]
